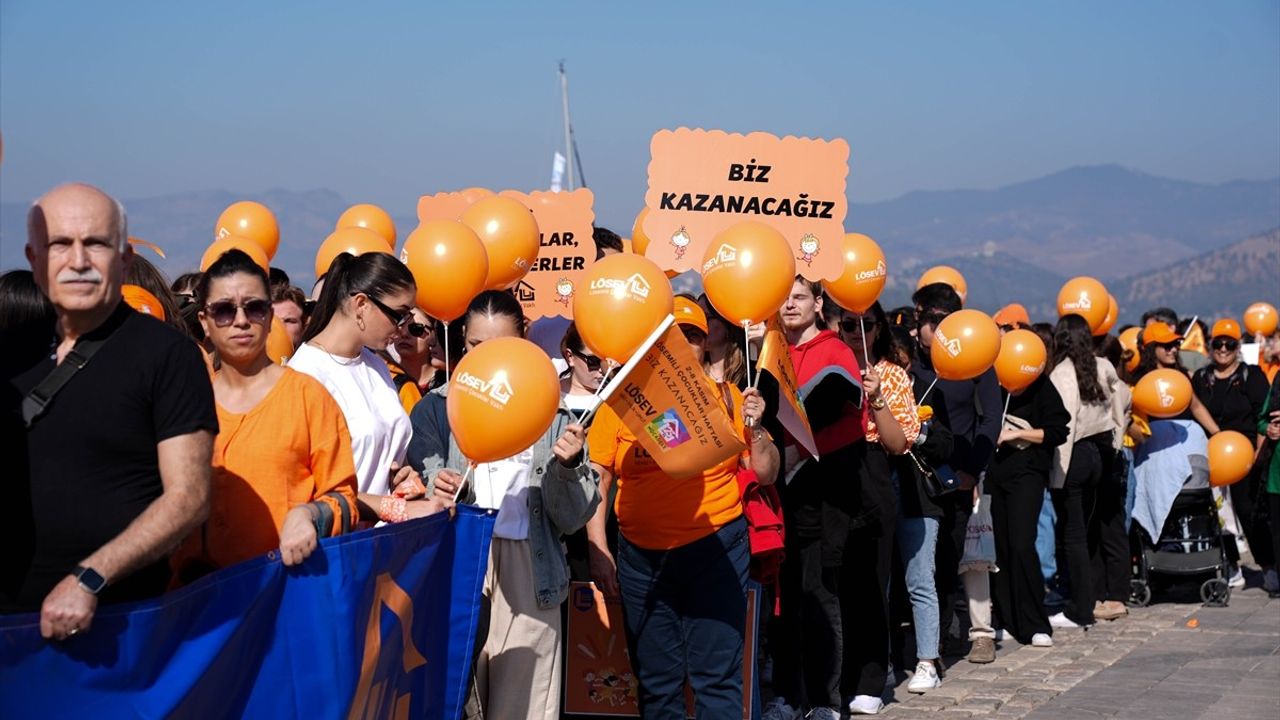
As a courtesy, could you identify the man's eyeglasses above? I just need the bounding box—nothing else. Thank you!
[838,318,877,334]
[205,299,271,327]
[1211,338,1239,352]
[572,349,603,372]
[357,293,411,329]
[917,311,948,329]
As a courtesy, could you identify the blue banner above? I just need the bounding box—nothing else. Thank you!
[0,506,496,720]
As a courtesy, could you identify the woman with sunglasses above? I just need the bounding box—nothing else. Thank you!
[1192,319,1276,592]
[289,252,440,525]
[1131,322,1220,432]
[169,250,358,582]
[382,308,439,414]
[405,290,599,720]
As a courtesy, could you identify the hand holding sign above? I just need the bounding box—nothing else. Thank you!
[447,337,560,463]
[930,309,1000,381]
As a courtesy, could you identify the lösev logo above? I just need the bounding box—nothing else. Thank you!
[855,260,886,282]
[1061,290,1092,312]
[455,370,514,405]
[701,243,738,274]
[1156,378,1176,408]
[935,328,962,358]
[588,273,652,301]
[1020,363,1045,375]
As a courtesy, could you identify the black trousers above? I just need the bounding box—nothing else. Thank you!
[1089,450,1130,603]
[935,493,970,640]
[839,446,895,699]
[1052,439,1102,625]
[1269,492,1280,579]
[1230,467,1275,568]
[989,468,1051,643]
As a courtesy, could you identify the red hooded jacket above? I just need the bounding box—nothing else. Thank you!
[789,329,866,456]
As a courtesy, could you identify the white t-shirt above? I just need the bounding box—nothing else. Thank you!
[288,344,410,496]
[474,449,535,540]
[562,392,598,421]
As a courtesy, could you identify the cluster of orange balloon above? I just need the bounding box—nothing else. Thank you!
[202,202,279,272]
[573,253,675,364]
[461,196,540,290]
[1132,369,1192,418]
[1207,431,1254,487]
[931,309,1002,382]
[1056,276,1110,333]
[994,329,1048,392]
[1244,302,1278,337]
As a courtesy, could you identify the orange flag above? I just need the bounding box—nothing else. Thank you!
[1181,317,1206,356]
[600,316,746,479]
[756,315,819,459]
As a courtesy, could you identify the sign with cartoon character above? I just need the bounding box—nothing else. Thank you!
[419,188,596,321]
[642,128,849,281]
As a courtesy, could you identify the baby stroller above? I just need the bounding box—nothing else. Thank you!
[1129,478,1238,608]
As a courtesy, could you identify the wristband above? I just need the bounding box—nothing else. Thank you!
[378,496,409,523]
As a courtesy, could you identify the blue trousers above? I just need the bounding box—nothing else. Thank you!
[1036,489,1057,585]
[617,517,750,719]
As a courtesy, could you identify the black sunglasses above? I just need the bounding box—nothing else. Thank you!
[839,318,877,334]
[303,299,317,315]
[1155,341,1180,351]
[406,322,429,338]
[572,349,603,372]
[205,298,271,327]
[1211,338,1239,351]
[357,293,411,329]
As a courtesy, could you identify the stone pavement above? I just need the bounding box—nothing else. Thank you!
[877,583,1279,719]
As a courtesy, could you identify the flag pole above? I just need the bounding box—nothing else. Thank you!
[577,315,676,428]
[559,61,575,191]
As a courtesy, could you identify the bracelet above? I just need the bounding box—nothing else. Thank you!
[869,395,887,411]
[378,496,408,523]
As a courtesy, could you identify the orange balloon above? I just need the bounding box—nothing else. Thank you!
[447,337,561,463]
[573,253,675,363]
[460,187,495,205]
[917,266,967,303]
[266,316,294,364]
[121,284,166,321]
[215,201,279,260]
[701,221,796,326]
[461,196,541,290]
[1207,430,1254,487]
[314,226,391,278]
[1119,326,1142,373]
[1132,368,1192,418]
[1243,302,1279,337]
[336,204,396,248]
[201,236,270,273]
[1094,295,1119,337]
[994,329,1047,392]
[632,208,652,256]
[823,233,887,313]
[930,309,1001,381]
[400,220,490,322]
[1057,276,1109,332]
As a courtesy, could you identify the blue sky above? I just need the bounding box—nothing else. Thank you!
[2,0,1277,229]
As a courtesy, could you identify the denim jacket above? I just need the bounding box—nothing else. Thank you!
[407,385,600,609]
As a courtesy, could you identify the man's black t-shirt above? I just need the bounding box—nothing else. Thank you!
[1193,363,1270,443]
[7,302,217,609]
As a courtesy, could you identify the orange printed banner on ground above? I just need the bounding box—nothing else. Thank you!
[642,128,849,281]
[757,316,819,459]
[563,582,758,718]
[497,189,596,320]
[603,323,746,480]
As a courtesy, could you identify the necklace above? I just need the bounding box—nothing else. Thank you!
[308,341,361,367]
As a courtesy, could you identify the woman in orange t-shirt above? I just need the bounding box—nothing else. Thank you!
[171,250,360,582]
[586,296,778,718]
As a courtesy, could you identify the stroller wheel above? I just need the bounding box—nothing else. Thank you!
[1128,579,1152,608]
[1200,578,1231,607]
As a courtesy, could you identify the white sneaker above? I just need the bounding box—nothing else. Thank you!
[1263,569,1279,594]
[907,661,941,693]
[762,698,801,720]
[805,708,840,720]
[1049,612,1082,629]
[848,695,884,715]
[1228,567,1245,589]
[1031,633,1054,647]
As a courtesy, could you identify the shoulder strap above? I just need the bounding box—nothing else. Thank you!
[22,336,111,428]
[392,372,415,392]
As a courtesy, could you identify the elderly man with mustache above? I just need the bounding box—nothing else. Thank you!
[2,184,216,641]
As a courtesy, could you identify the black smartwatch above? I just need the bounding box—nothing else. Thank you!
[74,565,107,595]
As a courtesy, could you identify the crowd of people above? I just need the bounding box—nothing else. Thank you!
[2,182,1278,720]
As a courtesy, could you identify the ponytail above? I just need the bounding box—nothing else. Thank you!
[301,252,414,343]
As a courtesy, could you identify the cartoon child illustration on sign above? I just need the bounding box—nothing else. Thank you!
[798,233,820,266]
[670,226,691,259]
[555,278,575,306]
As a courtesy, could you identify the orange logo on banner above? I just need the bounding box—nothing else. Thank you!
[496,189,596,321]
[642,128,849,280]
[348,573,427,720]
[605,323,745,480]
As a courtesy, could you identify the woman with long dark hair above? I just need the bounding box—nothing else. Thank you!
[1047,314,1130,628]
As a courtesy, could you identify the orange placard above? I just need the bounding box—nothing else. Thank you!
[563,582,758,718]
[417,189,484,224]
[498,189,596,320]
[757,315,818,459]
[643,128,849,280]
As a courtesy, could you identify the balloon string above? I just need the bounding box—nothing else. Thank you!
[594,361,618,399]
[744,321,754,389]
[444,320,452,384]
[451,463,475,504]
[1000,392,1011,429]
[918,377,939,407]
[859,315,871,371]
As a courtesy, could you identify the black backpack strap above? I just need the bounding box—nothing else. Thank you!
[392,372,415,393]
[22,337,110,428]
[323,491,353,534]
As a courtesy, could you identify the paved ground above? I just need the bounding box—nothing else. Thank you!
[877,578,1279,719]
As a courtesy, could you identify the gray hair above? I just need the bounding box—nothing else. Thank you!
[27,184,129,250]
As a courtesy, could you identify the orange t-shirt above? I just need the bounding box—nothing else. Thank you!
[588,381,744,550]
[172,368,358,575]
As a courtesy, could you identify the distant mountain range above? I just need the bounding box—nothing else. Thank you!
[2,165,1276,324]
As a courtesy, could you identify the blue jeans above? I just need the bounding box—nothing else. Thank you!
[1036,490,1057,585]
[617,517,749,719]
[896,515,940,660]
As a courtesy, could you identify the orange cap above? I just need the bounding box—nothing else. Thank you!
[121,285,166,321]
[1211,319,1241,340]
[1142,321,1182,346]
[993,303,1031,329]
[673,296,708,334]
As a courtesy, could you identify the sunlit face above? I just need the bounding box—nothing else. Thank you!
[394,308,433,361]
[273,299,304,348]
[352,286,415,349]
[1210,336,1239,367]
[463,313,522,352]
[780,280,820,333]
[838,309,879,359]
[565,343,604,391]
[1153,342,1180,368]
[200,272,272,366]
[26,187,129,317]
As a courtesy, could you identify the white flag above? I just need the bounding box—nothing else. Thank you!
[550,152,567,192]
